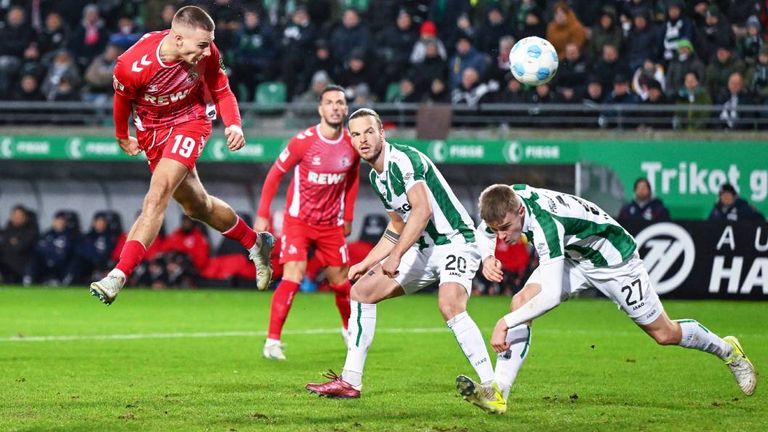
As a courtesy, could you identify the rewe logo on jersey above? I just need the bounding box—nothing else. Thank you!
[307,171,345,185]
[144,89,191,105]
[634,223,696,295]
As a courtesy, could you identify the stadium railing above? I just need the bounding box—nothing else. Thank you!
[0,101,767,130]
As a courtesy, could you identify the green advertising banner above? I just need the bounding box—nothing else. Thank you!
[1,135,766,219]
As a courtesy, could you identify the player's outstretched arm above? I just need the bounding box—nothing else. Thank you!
[112,92,141,156]
[348,214,404,280]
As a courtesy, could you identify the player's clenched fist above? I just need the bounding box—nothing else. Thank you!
[225,125,245,151]
[117,136,141,156]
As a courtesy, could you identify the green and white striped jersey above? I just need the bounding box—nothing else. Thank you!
[478,184,637,267]
[369,142,476,248]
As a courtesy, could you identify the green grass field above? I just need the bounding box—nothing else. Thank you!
[1,287,764,431]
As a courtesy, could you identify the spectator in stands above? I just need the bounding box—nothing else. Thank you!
[695,5,735,65]
[109,15,142,51]
[338,48,375,98]
[709,183,765,222]
[410,21,447,64]
[162,215,210,277]
[38,12,70,59]
[330,8,371,64]
[451,66,496,107]
[0,6,35,98]
[618,177,671,222]
[632,59,666,101]
[19,43,45,83]
[78,212,118,283]
[592,43,628,92]
[450,13,476,50]
[25,211,79,286]
[587,6,622,63]
[717,72,759,130]
[747,46,768,101]
[297,39,337,97]
[280,6,317,100]
[490,74,526,105]
[553,85,580,104]
[638,80,671,129]
[676,71,713,130]
[409,38,448,98]
[546,1,587,59]
[665,38,706,98]
[84,44,120,101]
[426,77,451,103]
[661,0,694,62]
[389,77,421,103]
[738,16,764,67]
[374,9,417,101]
[448,32,488,91]
[231,8,278,102]
[295,70,332,104]
[603,74,639,128]
[706,44,746,101]
[13,74,45,101]
[555,42,588,95]
[625,8,660,73]
[512,4,545,39]
[427,0,471,50]
[475,5,508,57]
[69,4,108,71]
[0,205,38,284]
[41,50,81,101]
[486,35,515,85]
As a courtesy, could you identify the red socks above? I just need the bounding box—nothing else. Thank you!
[267,280,301,340]
[330,280,352,330]
[115,240,147,277]
[222,216,258,249]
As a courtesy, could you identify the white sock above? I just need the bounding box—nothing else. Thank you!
[265,338,280,346]
[108,268,126,280]
[447,311,495,383]
[676,319,731,360]
[342,301,376,389]
[494,324,531,400]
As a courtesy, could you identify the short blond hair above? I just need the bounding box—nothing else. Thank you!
[173,6,215,32]
[479,184,521,224]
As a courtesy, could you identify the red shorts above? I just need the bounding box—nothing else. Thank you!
[137,120,212,172]
[280,215,348,266]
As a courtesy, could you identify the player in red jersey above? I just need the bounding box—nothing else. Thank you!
[256,85,360,360]
[89,6,274,305]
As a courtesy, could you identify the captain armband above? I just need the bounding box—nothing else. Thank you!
[384,229,400,243]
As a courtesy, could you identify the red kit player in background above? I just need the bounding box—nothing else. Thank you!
[257,85,360,360]
[90,6,274,304]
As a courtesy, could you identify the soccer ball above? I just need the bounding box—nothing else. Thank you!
[509,36,559,86]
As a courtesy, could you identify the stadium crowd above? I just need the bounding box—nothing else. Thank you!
[1,1,768,128]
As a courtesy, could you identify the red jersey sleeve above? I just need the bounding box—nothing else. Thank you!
[256,137,307,219]
[343,156,361,222]
[204,42,241,127]
[112,57,138,139]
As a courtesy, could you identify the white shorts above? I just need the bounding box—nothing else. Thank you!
[525,254,664,325]
[393,243,481,295]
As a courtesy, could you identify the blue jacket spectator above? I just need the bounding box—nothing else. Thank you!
[108,16,142,51]
[618,178,671,222]
[448,33,488,91]
[625,8,661,72]
[77,213,119,282]
[708,183,765,222]
[26,211,80,286]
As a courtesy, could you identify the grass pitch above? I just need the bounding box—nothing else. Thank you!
[1,287,764,431]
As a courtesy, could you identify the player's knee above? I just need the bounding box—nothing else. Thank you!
[437,298,464,320]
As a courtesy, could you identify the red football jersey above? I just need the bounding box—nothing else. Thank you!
[262,125,360,226]
[112,30,230,131]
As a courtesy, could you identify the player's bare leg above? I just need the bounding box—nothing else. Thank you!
[306,264,403,398]
[439,282,504,414]
[265,260,306,360]
[640,310,756,395]
[486,282,538,402]
[326,264,352,346]
[174,168,274,290]
[90,159,189,304]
